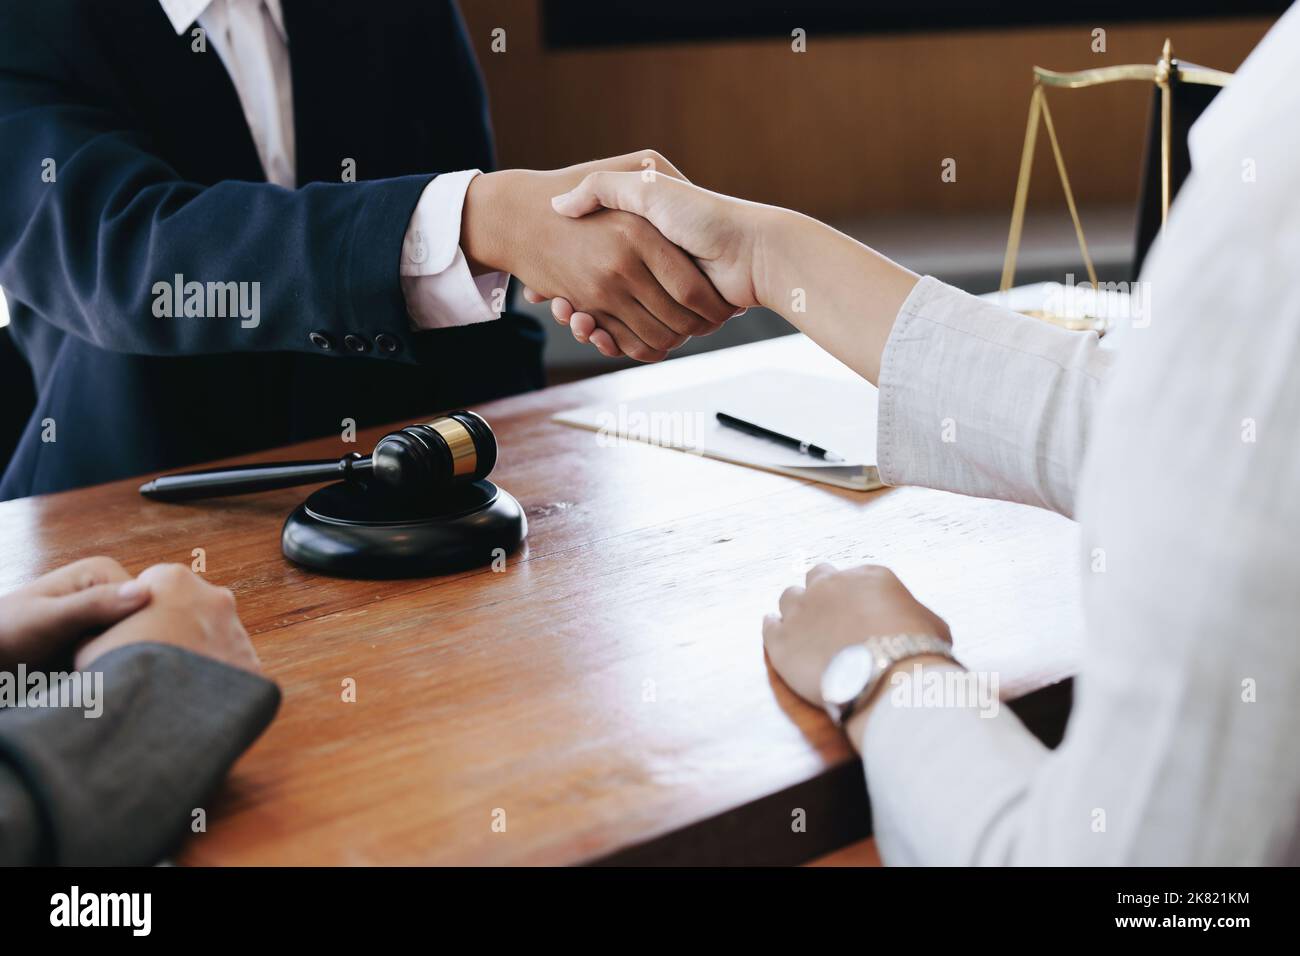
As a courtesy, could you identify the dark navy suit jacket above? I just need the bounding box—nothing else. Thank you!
[0,0,544,500]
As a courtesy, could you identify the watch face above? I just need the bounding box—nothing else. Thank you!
[820,644,877,707]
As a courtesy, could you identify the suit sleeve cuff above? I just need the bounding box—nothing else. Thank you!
[341,173,437,363]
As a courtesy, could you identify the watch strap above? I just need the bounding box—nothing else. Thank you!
[830,633,958,726]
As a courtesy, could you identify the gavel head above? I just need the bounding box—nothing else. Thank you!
[368,411,497,496]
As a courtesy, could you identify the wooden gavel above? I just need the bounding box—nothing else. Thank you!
[138,411,497,503]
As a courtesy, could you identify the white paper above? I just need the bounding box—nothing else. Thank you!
[553,369,880,491]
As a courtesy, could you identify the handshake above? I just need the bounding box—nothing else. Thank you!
[460,149,767,363]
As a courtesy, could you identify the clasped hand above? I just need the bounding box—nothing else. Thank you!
[462,150,745,362]
[0,557,263,676]
[510,155,771,360]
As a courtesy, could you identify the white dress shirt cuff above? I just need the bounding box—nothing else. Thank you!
[400,169,507,330]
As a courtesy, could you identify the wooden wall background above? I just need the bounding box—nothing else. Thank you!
[460,1,1272,221]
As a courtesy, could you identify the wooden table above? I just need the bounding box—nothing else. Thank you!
[0,334,1083,865]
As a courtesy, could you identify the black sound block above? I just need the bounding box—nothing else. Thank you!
[281,479,526,579]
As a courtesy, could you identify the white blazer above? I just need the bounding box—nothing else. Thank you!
[864,4,1300,864]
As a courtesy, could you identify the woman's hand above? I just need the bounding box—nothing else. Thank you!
[762,563,951,706]
[0,556,150,670]
[533,171,770,358]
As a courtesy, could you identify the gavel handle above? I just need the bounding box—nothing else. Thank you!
[139,455,368,502]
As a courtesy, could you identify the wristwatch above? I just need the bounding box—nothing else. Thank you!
[820,633,958,726]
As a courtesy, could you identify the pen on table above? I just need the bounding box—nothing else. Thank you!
[715,412,845,462]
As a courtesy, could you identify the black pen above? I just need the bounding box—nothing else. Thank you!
[715,412,845,462]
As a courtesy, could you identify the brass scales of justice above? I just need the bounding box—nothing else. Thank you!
[998,40,1232,332]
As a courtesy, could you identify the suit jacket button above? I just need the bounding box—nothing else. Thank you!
[309,331,334,350]
[344,334,371,353]
[374,333,402,354]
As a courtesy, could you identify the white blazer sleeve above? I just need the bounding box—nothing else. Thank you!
[876,276,1116,518]
[863,261,1300,864]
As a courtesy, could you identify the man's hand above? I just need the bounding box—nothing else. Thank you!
[75,564,263,676]
[762,563,952,706]
[0,556,151,670]
[462,150,738,362]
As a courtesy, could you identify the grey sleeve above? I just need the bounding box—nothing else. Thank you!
[0,642,280,865]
